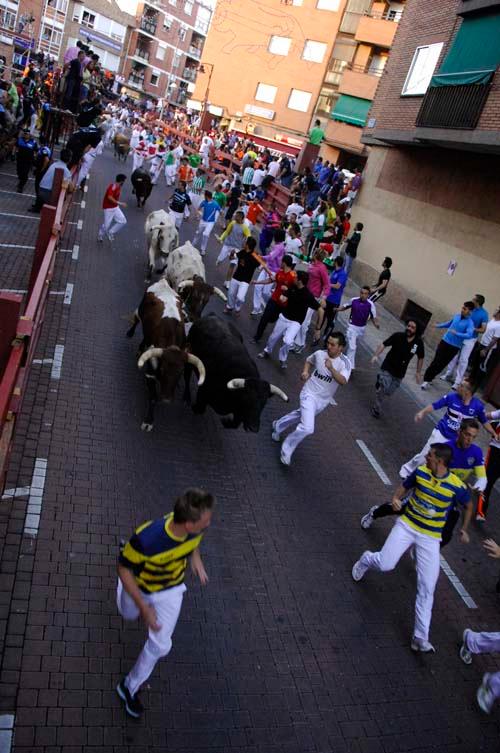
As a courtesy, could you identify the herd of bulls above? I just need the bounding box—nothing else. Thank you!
[127,210,289,432]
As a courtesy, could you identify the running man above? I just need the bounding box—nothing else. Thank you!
[98,173,127,242]
[192,190,220,255]
[116,488,214,718]
[168,181,191,230]
[338,285,380,369]
[271,332,351,466]
[352,443,471,653]
[476,408,500,521]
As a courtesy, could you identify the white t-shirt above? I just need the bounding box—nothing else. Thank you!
[481,318,500,347]
[285,236,302,255]
[302,350,351,403]
[286,202,304,218]
[299,213,312,230]
[267,161,280,178]
[253,168,267,187]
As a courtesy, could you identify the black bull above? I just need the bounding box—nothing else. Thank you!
[131,168,153,207]
[183,314,288,432]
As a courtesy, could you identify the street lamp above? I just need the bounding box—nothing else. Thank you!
[198,62,214,132]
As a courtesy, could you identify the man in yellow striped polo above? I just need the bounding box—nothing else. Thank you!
[352,444,472,653]
[116,488,214,717]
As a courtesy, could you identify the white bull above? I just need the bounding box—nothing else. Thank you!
[165,241,227,321]
[145,209,179,281]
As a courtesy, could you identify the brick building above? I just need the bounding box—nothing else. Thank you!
[0,0,42,69]
[352,0,500,336]
[121,0,212,104]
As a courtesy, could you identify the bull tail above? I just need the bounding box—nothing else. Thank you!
[126,311,140,338]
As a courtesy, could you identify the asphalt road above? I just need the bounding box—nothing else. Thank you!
[1,147,500,753]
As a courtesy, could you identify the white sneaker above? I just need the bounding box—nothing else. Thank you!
[257,351,269,359]
[410,637,435,653]
[459,628,473,665]
[279,360,287,370]
[280,451,291,466]
[352,557,368,581]
[420,381,431,390]
[477,673,495,713]
[224,281,230,290]
[439,374,451,381]
[271,421,280,442]
[97,234,103,243]
[360,506,378,530]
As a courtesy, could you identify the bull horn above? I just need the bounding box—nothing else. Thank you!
[212,286,228,302]
[227,378,245,390]
[269,384,289,402]
[137,347,163,369]
[178,280,194,291]
[186,353,206,386]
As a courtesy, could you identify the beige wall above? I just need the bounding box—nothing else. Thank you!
[351,146,500,342]
[193,0,346,137]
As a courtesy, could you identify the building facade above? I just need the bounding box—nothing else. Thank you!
[191,0,349,150]
[313,0,405,168]
[0,0,43,69]
[121,0,212,103]
[353,0,500,336]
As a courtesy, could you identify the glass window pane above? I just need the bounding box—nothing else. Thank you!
[269,36,291,56]
[287,88,312,111]
[302,40,327,63]
[255,83,277,104]
[402,43,443,96]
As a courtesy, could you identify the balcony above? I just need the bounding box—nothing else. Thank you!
[183,67,197,82]
[325,119,367,154]
[0,8,16,30]
[416,82,491,130]
[128,72,145,88]
[338,65,381,101]
[355,14,398,48]
[187,44,201,59]
[139,17,157,35]
[133,48,150,62]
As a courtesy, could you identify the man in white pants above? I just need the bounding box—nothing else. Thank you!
[352,443,471,653]
[442,293,489,388]
[338,285,379,369]
[460,538,500,713]
[192,190,220,255]
[116,489,213,718]
[258,270,324,370]
[97,174,127,242]
[272,332,350,465]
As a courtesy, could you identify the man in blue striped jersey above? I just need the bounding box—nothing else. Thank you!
[352,443,472,653]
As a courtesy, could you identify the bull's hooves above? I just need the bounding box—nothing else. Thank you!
[141,423,153,432]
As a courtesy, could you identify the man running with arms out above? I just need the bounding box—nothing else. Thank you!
[338,285,380,369]
[370,320,424,418]
[116,488,214,718]
[98,173,127,242]
[352,444,472,653]
[400,377,495,479]
[272,332,351,466]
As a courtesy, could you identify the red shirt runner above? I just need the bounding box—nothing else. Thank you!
[271,269,297,305]
[103,183,121,209]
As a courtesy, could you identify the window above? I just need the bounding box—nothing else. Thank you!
[287,88,312,111]
[164,13,173,29]
[172,50,182,68]
[302,40,327,63]
[179,26,187,41]
[72,8,80,21]
[81,10,95,28]
[150,73,159,86]
[184,0,193,14]
[110,20,125,42]
[255,82,277,104]
[268,35,291,56]
[316,0,340,10]
[156,42,166,60]
[169,0,176,5]
[402,43,443,96]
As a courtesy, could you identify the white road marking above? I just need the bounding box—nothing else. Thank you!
[2,487,30,500]
[0,211,38,220]
[24,458,47,536]
[49,291,65,296]
[440,555,478,609]
[60,248,72,253]
[0,713,15,753]
[0,244,35,249]
[77,219,83,230]
[0,288,27,294]
[0,188,35,198]
[64,283,73,305]
[72,244,79,261]
[81,200,86,209]
[32,358,53,365]
[50,344,64,380]
[356,440,392,485]
[84,184,88,193]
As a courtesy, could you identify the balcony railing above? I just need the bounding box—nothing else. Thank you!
[140,17,157,35]
[183,67,197,82]
[347,61,384,77]
[366,8,403,21]
[0,8,16,30]
[187,44,201,58]
[128,74,145,87]
[134,48,150,61]
[416,82,491,130]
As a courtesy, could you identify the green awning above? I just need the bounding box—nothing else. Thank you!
[331,94,371,126]
[431,12,500,87]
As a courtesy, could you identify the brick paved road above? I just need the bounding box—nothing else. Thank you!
[1,150,500,753]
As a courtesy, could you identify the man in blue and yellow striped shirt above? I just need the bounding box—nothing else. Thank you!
[353,443,471,654]
[116,488,214,718]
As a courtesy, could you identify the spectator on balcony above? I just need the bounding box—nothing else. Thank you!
[308,119,325,146]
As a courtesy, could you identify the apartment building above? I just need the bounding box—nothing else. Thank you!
[313,0,405,168]
[352,0,500,337]
[60,0,135,73]
[0,0,42,68]
[191,0,348,153]
[121,0,212,103]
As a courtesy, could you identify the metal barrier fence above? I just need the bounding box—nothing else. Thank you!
[0,168,74,492]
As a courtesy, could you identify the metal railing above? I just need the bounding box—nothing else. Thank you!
[128,74,145,87]
[187,44,201,58]
[416,82,491,130]
[134,48,150,61]
[366,8,403,21]
[183,67,197,82]
[140,17,157,35]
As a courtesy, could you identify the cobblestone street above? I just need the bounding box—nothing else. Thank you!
[1,149,500,753]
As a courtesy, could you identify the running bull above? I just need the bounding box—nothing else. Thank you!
[131,168,153,208]
[184,314,288,432]
[165,241,227,321]
[145,209,179,281]
[127,278,205,431]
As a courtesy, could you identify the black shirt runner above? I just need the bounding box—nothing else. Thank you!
[283,287,320,324]
[233,250,261,283]
[381,332,425,379]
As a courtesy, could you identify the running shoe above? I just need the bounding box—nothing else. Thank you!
[360,506,378,529]
[420,381,431,390]
[280,451,290,466]
[476,511,486,522]
[459,628,473,665]
[116,679,144,718]
[352,558,368,581]
[477,674,495,714]
[271,421,280,442]
[257,351,269,359]
[279,360,287,370]
[410,637,435,653]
